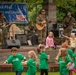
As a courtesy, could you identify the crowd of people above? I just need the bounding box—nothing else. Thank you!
[55,42,76,75]
[0,9,76,47]
[0,12,21,46]
[3,41,76,75]
[0,8,76,75]
[3,45,49,75]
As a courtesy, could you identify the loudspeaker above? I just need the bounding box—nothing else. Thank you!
[59,28,76,37]
[6,39,21,48]
[15,34,28,45]
[31,35,38,45]
[53,23,57,30]
[51,30,59,37]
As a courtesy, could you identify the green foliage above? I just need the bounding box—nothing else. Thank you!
[27,0,43,22]
[1,0,76,23]
[28,4,42,22]
[0,0,43,23]
[53,0,76,22]
[15,0,43,22]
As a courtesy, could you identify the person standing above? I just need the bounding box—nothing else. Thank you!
[63,12,76,37]
[0,12,9,46]
[72,47,76,73]
[36,9,48,44]
[22,50,38,75]
[55,48,73,75]
[37,44,50,75]
[4,47,26,75]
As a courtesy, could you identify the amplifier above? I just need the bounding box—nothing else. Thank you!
[15,34,28,45]
[6,39,21,48]
[59,28,76,37]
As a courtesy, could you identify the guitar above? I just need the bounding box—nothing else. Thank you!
[1,23,12,28]
[36,18,56,30]
[0,20,17,28]
[63,22,76,29]
[63,17,75,29]
[36,20,46,30]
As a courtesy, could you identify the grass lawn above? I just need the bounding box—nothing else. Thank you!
[0,72,76,75]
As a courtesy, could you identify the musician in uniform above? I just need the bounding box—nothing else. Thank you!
[25,21,38,45]
[36,9,47,44]
[28,21,36,39]
[63,12,76,37]
[0,12,9,46]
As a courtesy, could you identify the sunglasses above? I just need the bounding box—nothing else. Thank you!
[42,11,45,12]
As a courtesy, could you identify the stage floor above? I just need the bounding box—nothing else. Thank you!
[0,45,61,50]
[0,45,37,50]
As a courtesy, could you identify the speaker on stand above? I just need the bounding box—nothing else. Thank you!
[6,39,21,49]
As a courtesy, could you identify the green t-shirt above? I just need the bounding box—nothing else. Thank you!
[58,56,72,75]
[26,58,37,75]
[6,54,24,71]
[68,48,73,58]
[39,52,49,69]
[73,52,76,68]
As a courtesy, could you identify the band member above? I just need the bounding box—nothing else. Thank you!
[63,12,76,37]
[36,9,48,44]
[25,21,36,39]
[24,21,38,45]
[0,12,9,46]
[9,24,21,40]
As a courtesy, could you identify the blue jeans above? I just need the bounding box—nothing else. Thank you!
[16,71,22,75]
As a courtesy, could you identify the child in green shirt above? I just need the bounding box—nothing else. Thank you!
[37,44,50,75]
[73,50,76,72]
[56,48,73,75]
[4,47,26,75]
[68,47,76,75]
[22,50,38,75]
[55,43,75,75]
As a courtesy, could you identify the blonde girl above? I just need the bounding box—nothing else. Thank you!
[46,32,55,49]
[22,50,38,75]
[56,48,73,75]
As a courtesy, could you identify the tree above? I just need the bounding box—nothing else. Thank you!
[53,0,76,22]
[1,0,76,23]
[0,0,43,22]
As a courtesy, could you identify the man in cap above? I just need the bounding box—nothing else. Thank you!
[63,12,76,36]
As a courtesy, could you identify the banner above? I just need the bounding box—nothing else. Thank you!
[0,2,28,24]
